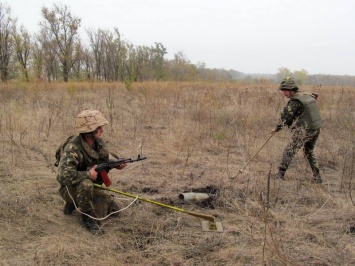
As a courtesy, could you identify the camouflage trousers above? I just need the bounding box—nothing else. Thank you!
[59,179,113,218]
[279,128,320,175]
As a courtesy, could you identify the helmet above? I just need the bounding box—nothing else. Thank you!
[279,77,299,91]
[75,110,108,133]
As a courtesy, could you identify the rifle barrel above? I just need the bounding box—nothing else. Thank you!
[87,156,147,172]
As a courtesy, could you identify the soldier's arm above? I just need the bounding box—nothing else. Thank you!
[56,143,91,186]
[275,100,304,131]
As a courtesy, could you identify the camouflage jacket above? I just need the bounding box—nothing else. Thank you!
[56,134,109,188]
[274,98,304,132]
[275,92,321,132]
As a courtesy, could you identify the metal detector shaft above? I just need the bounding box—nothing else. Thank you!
[239,133,275,173]
[94,184,215,222]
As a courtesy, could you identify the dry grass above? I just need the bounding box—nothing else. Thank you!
[0,81,354,265]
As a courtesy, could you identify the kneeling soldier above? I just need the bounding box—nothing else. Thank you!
[56,110,125,233]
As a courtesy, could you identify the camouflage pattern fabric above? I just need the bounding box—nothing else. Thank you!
[279,77,299,91]
[274,92,321,176]
[274,99,304,132]
[279,128,320,175]
[59,183,114,218]
[59,179,95,214]
[56,134,112,216]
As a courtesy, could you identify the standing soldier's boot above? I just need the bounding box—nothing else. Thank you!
[312,171,323,184]
[81,213,100,233]
[274,167,286,180]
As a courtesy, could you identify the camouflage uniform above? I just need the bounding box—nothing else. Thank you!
[274,99,321,177]
[57,134,113,216]
[274,78,322,182]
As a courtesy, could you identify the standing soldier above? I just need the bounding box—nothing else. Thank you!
[56,110,126,233]
[272,77,323,183]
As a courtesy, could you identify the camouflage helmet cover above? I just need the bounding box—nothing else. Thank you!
[75,110,108,133]
[279,77,299,91]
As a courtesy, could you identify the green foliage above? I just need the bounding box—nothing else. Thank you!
[124,76,134,91]
[276,67,293,82]
[276,68,310,86]
[293,69,309,85]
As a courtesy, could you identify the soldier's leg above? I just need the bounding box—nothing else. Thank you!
[277,129,305,179]
[76,179,101,233]
[60,180,100,233]
[93,189,118,218]
[303,129,322,183]
[75,179,95,213]
[59,185,77,215]
[59,180,95,213]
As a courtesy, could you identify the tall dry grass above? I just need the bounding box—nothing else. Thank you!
[0,81,354,265]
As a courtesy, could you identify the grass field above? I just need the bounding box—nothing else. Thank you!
[0,81,354,265]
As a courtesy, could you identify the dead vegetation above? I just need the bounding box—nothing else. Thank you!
[0,81,354,265]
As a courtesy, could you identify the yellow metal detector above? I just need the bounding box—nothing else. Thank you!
[94,184,223,232]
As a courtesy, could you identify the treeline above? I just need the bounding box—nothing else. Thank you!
[0,3,234,83]
[0,3,354,86]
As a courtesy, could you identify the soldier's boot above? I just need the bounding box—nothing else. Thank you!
[81,213,101,233]
[347,225,355,234]
[63,202,76,215]
[273,168,286,180]
[311,172,323,184]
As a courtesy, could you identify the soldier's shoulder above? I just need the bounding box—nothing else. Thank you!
[96,138,109,148]
[289,97,303,105]
[63,139,82,154]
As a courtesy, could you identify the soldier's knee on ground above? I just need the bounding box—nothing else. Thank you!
[108,199,120,217]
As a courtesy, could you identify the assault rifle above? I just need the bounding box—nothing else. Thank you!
[87,155,147,187]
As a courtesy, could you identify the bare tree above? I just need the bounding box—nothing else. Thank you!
[71,41,89,80]
[109,28,124,82]
[32,39,44,81]
[135,45,152,80]
[36,29,60,82]
[87,27,126,82]
[167,51,194,81]
[40,4,81,82]
[12,25,31,81]
[87,28,103,80]
[0,3,15,82]
[78,45,94,81]
[151,42,167,80]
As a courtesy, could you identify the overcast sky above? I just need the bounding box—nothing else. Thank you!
[6,0,355,75]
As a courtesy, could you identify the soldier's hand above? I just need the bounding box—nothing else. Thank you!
[116,163,127,170]
[89,165,98,181]
[114,158,127,170]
